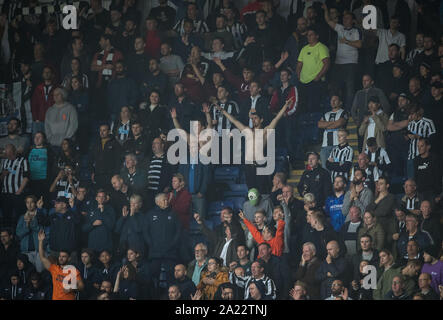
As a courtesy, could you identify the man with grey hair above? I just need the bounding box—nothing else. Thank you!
[339,206,363,256]
[120,153,147,195]
[294,242,322,299]
[144,193,182,296]
[187,243,209,286]
[44,87,78,148]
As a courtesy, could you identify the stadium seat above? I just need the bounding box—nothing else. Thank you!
[214,166,240,184]
[207,200,234,216]
[224,197,245,212]
[223,183,248,198]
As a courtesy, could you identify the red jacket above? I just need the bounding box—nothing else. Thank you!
[169,189,192,230]
[31,83,56,122]
[243,218,285,257]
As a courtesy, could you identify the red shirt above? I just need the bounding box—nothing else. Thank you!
[169,189,192,230]
[145,30,161,59]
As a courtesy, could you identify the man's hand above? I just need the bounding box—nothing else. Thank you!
[238,210,246,220]
[328,157,334,163]
[170,107,177,119]
[122,206,129,217]
[326,254,332,264]
[93,220,103,226]
[229,261,238,272]
[213,57,222,66]
[202,103,210,114]
[194,212,202,224]
[280,51,289,61]
[191,289,203,300]
[69,198,75,209]
[392,233,399,241]
[196,192,203,198]
[38,229,46,242]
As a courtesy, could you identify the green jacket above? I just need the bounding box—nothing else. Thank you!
[373,265,401,300]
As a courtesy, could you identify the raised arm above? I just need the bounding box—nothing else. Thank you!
[322,4,337,29]
[219,105,247,131]
[38,230,52,270]
[266,97,293,130]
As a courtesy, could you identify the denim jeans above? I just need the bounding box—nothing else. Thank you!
[407,158,415,179]
[320,145,335,169]
[191,194,207,220]
[331,63,358,111]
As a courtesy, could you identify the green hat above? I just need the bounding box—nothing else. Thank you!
[248,188,260,206]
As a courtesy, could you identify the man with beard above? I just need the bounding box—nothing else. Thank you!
[414,138,442,202]
[38,230,84,300]
[0,118,29,157]
[325,279,351,300]
[386,95,410,178]
[350,153,380,193]
[342,169,374,222]
[325,176,346,232]
[140,58,169,102]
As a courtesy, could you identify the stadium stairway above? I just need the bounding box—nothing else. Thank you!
[287,117,359,198]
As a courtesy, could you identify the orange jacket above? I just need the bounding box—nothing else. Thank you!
[243,218,285,257]
[197,270,229,300]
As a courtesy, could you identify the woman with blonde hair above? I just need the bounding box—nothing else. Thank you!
[168,173,192,230]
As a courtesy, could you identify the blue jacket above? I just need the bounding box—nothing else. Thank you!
[82,203,116,253]
[178,163,211,195]
[16,216,40,253]
[325,194,345,232]
[143,206,181,260]
[115,212,146,254]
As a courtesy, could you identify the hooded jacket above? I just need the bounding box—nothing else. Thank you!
[14,254,35,286]
[16,214,40,252]
[44,102,79,147]
[82,202,116,253]
[143,205,181,260]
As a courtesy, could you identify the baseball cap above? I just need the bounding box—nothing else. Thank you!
[55,196,69,205]
[248,188,260,206]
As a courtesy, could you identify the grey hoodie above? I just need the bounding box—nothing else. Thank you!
[44,102,78,147]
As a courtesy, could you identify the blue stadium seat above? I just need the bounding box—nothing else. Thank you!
[210,215,222,227]
[207,200,234,216]
[214,166,240,184]
[224,197,245,212]
[223,183,248,198]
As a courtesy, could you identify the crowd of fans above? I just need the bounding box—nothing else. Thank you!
[0,0,442,301]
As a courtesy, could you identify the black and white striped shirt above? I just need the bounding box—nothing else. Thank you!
[350,164,380,191]
[54,177,79,199]
[401,194,422,211]
[365,147,391,175]
[2,156,29,194]
[173,18,209,36]
[212,101,240,135]
[226,22,248,50]
[321,109,349,147]
[230,273,276,300]
[407,117,436,160]
[147,154,165,191]
[111,121,131,145]
[327,143,354,181]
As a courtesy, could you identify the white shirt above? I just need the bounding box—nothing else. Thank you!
[249,94,261,128]
[220,238,233,266]
[334,24,361,64]
[367,109,383,138]
[375,29,406,64]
